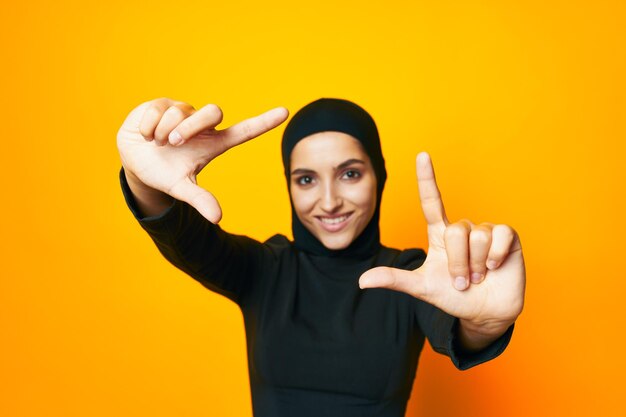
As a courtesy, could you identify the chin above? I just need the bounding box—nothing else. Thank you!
[318,234,354,250]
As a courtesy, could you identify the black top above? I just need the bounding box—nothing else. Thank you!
[119,168,514,417]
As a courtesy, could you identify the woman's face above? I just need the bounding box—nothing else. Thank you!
[289,131,378,250]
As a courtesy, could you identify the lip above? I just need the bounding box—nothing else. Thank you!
[314,212,354,233]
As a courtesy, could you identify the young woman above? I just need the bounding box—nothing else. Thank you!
[117,97,525,417]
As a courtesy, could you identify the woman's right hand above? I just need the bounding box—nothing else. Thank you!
[117,97,289,223]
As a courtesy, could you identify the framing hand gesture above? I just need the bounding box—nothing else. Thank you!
[117,98,289,223]
[359,152,525,342]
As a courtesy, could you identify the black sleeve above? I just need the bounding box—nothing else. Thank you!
[415,300,515,371]
[119,167,268,306]
[396,248,515,370]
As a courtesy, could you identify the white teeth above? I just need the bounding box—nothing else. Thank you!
[320,215,349,224]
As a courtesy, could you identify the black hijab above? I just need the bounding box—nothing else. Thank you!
[281,98,387,259]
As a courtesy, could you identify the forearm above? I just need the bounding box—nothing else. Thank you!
[457,318,515,352]
[123,168,174,218]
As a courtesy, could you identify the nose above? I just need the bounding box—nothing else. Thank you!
[319,181,342,213]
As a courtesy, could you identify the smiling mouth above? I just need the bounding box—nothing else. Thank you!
[315,212,353,231]
[319,214,351,224]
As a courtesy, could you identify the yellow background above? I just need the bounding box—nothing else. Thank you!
[2,0,624,416]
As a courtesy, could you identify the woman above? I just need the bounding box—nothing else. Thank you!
[117,97,525,417]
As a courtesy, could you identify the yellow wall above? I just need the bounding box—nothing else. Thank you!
[2,0,624,415]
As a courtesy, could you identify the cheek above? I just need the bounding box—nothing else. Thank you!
[290,189,316,217]
[344,181,377,212]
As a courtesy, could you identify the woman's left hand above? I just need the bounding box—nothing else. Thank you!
[359,152,526,341]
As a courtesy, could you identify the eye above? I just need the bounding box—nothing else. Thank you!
[341,169,361,180]
[296,175,314,186]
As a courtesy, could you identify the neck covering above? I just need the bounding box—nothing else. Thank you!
[281,98,387,259]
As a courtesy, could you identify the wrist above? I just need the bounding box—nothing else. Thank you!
[123,167,174,217]
[457,318,515,352]
[124,168,152,192]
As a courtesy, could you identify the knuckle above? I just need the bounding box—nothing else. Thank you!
[140,105,164,136]
[469,229,491,245]
[138,124,152,139]
[458,218,473,227]
[494,223,515,238]
[173,100,195,111]
[470,262,486,272]
[146,101,162,113]
[488,244,507,258]
[203,103,224,124]
[165,105,184,117]
[150,97,169,106]
[444,224,467,239]
[388,271,400,290]
[177,118,196,137]
[144,102,162,118]
[488,252,506,264]
[154,127,169,143]
[239,122,254,140]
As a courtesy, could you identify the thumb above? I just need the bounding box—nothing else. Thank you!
[359,266,428,300]
[169,178,223,224]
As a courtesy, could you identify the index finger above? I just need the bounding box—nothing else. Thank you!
[416,152,449,226]
[216,106,289,152]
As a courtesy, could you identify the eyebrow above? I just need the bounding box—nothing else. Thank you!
[290,159,366,176]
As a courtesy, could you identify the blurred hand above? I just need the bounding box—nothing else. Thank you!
[117,97,289,223]
[359,152,525,334]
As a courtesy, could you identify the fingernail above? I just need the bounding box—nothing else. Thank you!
[169,130,182,145]
[471,272,483,283]
[487,259,498,270]
[454,276,467,290]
